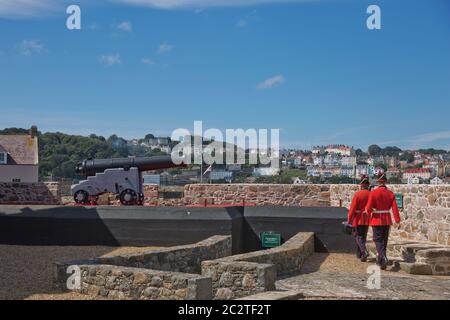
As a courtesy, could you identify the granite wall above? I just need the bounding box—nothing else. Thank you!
[183,184,331,207]
[0,182,60,205]
[96,235,232,274]
[331,184,450,246]
[57,264,212,300]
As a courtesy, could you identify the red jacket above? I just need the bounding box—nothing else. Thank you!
[347,189,371,227]
[365,186,401,226]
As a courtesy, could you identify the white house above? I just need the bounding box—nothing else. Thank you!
[293,177,308,185]
[407,176,420,185]
[253,167,280,177]
[403,168,432,181]
[0,126,39,182]
[430,177,443,185]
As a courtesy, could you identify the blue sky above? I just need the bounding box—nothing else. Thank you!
[0,0,449,150]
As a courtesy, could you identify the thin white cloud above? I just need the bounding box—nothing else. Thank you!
[235,19,248,28]
[117,21,133,32]
[256,74,285,90]
[141,57,155,65]
[413,131,450,144]
[378,130,450,149]
[116,0,315,10]
[99,53,122,66]
[19,40,45,55]
[0,0,60,18]
[158,42,174,54]
[235,10,258,28]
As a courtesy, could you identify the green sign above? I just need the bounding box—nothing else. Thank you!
[260,231,281,248]
[395,193,403,209]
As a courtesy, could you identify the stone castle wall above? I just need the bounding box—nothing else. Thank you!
[331,184,450,246]
[0,182,60,205]
[183,184,331,207]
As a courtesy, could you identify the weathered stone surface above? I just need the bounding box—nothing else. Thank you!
[400,262,433,275]
[201,232,314,299]
[55,235,229,300]
[0,182,60,204]
[97,235,232,274]
[331,184,450,245]
[237,290,304,300]
[277,271,450,300]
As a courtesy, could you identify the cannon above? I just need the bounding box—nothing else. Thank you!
[71,155,185,205]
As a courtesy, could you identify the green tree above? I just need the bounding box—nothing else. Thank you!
[368,144,382,156]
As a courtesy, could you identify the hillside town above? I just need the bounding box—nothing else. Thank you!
[1,128,449,186]
[124,139,450,186]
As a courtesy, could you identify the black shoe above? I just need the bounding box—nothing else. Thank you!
[360,251,369,262]
[380,255,388,270]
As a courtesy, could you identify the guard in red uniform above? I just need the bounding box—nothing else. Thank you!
[347,176,371,262]
[366,173,401,269]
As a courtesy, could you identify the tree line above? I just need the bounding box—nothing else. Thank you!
[0,128,167,180]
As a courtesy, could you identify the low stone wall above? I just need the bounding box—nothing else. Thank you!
[201,232,314,300]
[367,239,450,276]
[58,264,212,300]
[331,184,450,246]
[97,235,232,274]
[0,182,60,205]
[184,184,331,206]
[54,235,231,300]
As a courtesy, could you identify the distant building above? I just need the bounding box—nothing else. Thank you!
[403,168,432,181]
[340,166,355,178]
[341,156,357,167]
[422,164,438,178]
[0,126,39,182]
[253,167,280,177]
[307,166,320,177]
[226,164,242,172]
[312,145,355,156]
[430,177,444,185]
[293,177,307,185]
[148,137,171,146]
[210,171,233,181]
[143,174,161,185]
[407,176,420,185]
[356,164,369,177]
[325,145,355,156]
[386,167,401,179]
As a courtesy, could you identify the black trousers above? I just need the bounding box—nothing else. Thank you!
[372,226,390,263]
[353,226,369,257]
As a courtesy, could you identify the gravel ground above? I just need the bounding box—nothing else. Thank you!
[0,245,160,300]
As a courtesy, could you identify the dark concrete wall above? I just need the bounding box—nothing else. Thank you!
[0,205,352,253]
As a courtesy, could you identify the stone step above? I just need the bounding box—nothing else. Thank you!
[368,240,450,276]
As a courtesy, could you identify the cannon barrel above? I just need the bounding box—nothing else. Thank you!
[75,155,184,176]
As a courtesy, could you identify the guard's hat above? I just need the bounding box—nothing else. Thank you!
[377,172,387,182]
[359,175,370,185]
